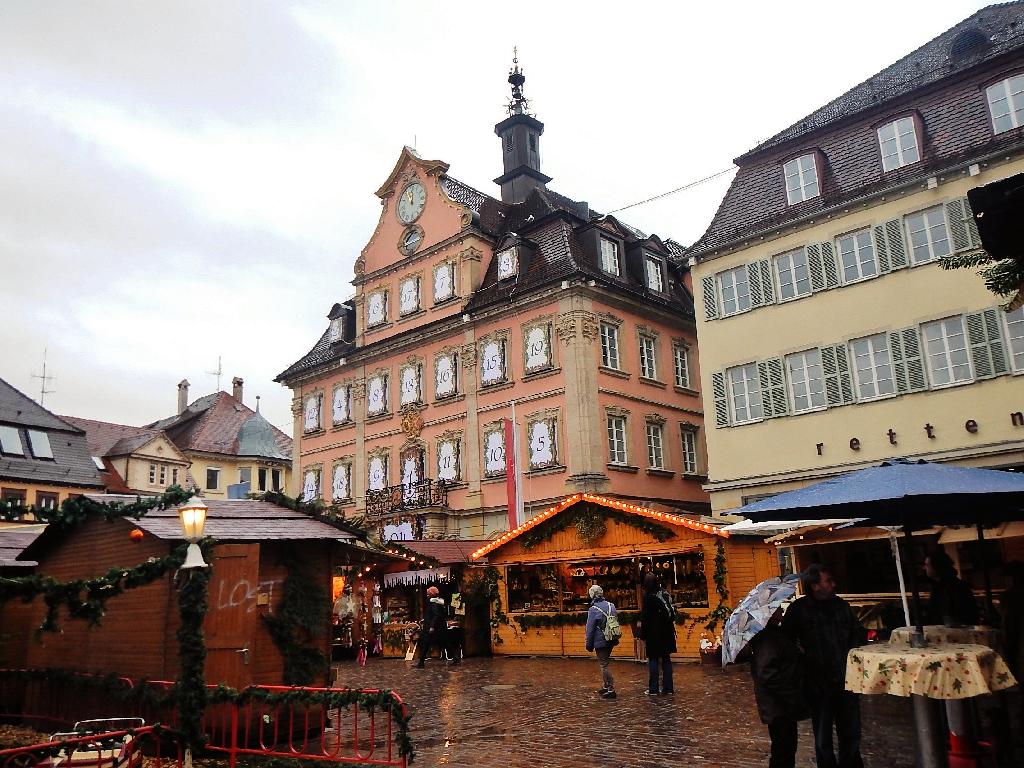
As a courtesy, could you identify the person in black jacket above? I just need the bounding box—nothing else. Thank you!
[639,572,676,695]
[415,586,454,668]
[783,564,866,768]
[924,550,979,627]
[750,607,808,768]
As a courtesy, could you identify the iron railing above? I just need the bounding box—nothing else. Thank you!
[365,479,448,519]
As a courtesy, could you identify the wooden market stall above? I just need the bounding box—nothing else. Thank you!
[471,494,779,660]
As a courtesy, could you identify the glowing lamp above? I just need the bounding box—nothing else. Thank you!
[130,528,145,541]
[177,496,208,569]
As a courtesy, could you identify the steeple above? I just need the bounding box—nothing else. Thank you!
[493,50,552,204]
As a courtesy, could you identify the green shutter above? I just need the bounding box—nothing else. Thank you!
[759,259,775,305]
[902,327,927,391]
[821,344,854,406]
[702,275,718,320]
[807,243,825,292]
[964,197,982,248]
[712,371,729,427]
[889,330,908,392]
[965,308,1008,378]
[885,219,908,270]
[874,225,891,273]
[747,262,764,307]
[757,358,788,418]
[821,241,840,288]
[945,198,983,253]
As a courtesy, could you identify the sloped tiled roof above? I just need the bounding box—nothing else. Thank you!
[59,416,166,458]
[399,539,491,565]
[145,392,292,462]
[0,378,82,433]
[0,523,44,569]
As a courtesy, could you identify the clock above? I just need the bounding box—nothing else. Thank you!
[497,246,518,279]
[397,181,426,224]
[399,277,419,315]
[399,226,423,256]
[367,291,386,326]
[434,262,454,302]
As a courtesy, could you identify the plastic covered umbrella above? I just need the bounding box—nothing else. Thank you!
[721,574,800,666]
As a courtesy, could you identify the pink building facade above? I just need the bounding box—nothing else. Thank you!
[277,67,709,538]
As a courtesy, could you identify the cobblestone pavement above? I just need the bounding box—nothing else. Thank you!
[334,656,918,768]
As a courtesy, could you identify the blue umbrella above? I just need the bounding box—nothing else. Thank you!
[721,574,800,666]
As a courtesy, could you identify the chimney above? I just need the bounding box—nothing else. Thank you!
[232,376,244,402]
[177,379,190,414]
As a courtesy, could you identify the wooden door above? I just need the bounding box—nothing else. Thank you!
[205,543,260,689]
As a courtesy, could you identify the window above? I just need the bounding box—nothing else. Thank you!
[206,467,221,490]
[783,154,820,205]
[877,117,920,171]
[717,266,751,316]
[646,423,664,469]
[681,430,698,475]
[497,247,519,280]
[1006,307,1024,372]
[775,249,811,300]
[922,317,972,386]
[850,333,896,399]
[332,462,352,501]
[333,385,352,425]
[400,364,422,406]
[159,464,167,485]
[437,438,461,482]
[600,323,620,369]
[527,417,558,469]
[368,455,388,491]
[480,340,506,386]
[149,464,157,484]
[673,345,691,389]
[172,467,179,486]
[303,393,322,433]
[329,316,343,343]
[524,324,552,372]
[986,75,1024,134]
[399,276,420,316]
[301,469,320,502]
[837,229,877,283]
[0,426,23,455]
[640,336,658,380]
[2,489,26,507]
[785,349,826,412]
[366,290,387,327]
[258,467,268,491]
[36,491,58,510]
[607,416,627,465]
[645,255,664,292]
[484,427,506,476]
[905,207,951,264]
[727,363,764,423]
[367,373,388,416]
[271,468,282,492]
[25,430,53,459]
[435,353,458,399]
[239,467,251,486]
[433,262,455,303]
[599,238,620,276]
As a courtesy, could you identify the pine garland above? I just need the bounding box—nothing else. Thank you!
[176,567,210,750]
[686,540,732,634]
[262,551,330,686]
[520,503,676,550]
[0,485,193,526]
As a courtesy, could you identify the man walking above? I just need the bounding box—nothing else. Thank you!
[584,584,618,699]
[415,586,451,668]
[783,565,865,768]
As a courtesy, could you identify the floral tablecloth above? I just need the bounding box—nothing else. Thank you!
[845,642,1018,699]
[889,625,998,647]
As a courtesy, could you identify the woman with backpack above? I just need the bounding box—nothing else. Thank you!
[639,572,677,695]
[584,584,620,699]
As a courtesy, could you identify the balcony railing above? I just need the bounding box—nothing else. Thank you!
[365,478,449,519]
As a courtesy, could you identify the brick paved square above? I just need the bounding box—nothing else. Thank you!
[334,657,918,767]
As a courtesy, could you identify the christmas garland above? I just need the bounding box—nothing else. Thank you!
[0,485,193,526]
[0,539,213,635]
[685,540,732,635]
[461,566,509,645]
[520,503,676,550]
[176,567,210,749]
[384,541,440,567]
[262,550,330,686]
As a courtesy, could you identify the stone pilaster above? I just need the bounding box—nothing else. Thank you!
[289,391,304,497]
[351,369,367,514]
[460,329,482,509]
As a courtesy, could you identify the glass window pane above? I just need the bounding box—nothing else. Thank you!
[27,430,53,459]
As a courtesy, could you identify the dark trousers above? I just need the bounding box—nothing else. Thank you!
[767,718,798,768]
[417,630,446,664]
[646,655,673,693]
[811,689,863,768]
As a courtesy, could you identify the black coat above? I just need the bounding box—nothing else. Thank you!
[423,597,447,635]
[749,626,809,724]
[926,576,979,626]
[782,595,866,698]
[639,591,677,657]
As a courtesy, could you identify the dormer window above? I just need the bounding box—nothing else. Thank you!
[644,255,664,292]
[986,75,1024,134]
[599,237,620,276]
[877,116,920,171]
[783,154,820,205]
[329,316,344,343]
[27,430,53,459]
[497,246,519,280]
[0,426,24,456]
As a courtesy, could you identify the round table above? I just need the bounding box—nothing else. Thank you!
[889,625,998,648]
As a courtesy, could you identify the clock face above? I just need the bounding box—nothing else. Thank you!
[400,226,423,256]
[397,182,427,224]
[497,247,518,279]
[434,263,454,302]
[367,291,386,326]
[399,278,419,315]
[367,375,386,415]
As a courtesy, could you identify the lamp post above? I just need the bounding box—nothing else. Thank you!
[176,494,209,768]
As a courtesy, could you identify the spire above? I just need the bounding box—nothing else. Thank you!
[494,48,552,204]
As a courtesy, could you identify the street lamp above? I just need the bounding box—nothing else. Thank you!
[178,496,208,569]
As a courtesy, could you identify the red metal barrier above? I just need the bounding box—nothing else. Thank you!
[0,671,136,731]
[0,724,183,768]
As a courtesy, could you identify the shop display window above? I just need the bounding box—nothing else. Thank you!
[507,563,561,612]
[641,551,709,610]
[562,559,640,612]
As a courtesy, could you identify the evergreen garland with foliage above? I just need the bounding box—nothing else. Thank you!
[0,485,193,526]
[261,551,331,686]
[685,540,732,634]
[520,503,676,550]
[175,567,210,750]
[941,249,1024,310]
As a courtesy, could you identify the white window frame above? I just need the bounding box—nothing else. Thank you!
[483,427,506,476]
[437,438,461,483]
[332,462,352,501]
[433,261,456,304]
[599,237,620,276]
[783,153,820,205]
[435,353,458,399]
[639,335,658,380]
[480,339,507,386]
[607,416,627,465]
[850,333,896,401]
[681,429,698,475]
[399,364,422,406]
[1004,307,1024,374]
[159,464,167,485]
[877,116,921,172]
[206,467,221,491]
[775,248,811,301]
[727,363,764,424]
[645,422,665,469]
[149,464,157,484]
[904,206,952,265]
[398,276,421,317]
[922,316,973,388]
[0,426,23,455]
[837,228,878,284]
[333,385,352,425]
[600,323,620,369]
[366,290,387,328]
[367,373,388,417]
[785,348,827,413]
[645,255,664,292]
[673,345,691,389]
[717,265,751,316]
[986,74,1024,135]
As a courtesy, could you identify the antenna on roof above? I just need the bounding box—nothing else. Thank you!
[31,348,56,406]
[207,356,224,392]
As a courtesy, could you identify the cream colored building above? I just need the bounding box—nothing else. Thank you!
[689,6,1024,515]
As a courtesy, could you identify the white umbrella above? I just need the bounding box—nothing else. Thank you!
[721,574,800,666]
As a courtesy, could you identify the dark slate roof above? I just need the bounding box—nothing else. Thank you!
[399,539,491,565]
[0,523,44,569]
[145,392,292,462]
[276,329,355,383]
[692,2,1024,257]
[0,378,104,489]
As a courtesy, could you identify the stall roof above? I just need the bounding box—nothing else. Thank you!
[398,539,490,565]
[470,493,728,561]
[0,523,45,568]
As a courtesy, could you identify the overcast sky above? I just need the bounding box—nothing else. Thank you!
[0,0,988,436]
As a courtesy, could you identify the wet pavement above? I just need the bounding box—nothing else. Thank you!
[333,656,919,767]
